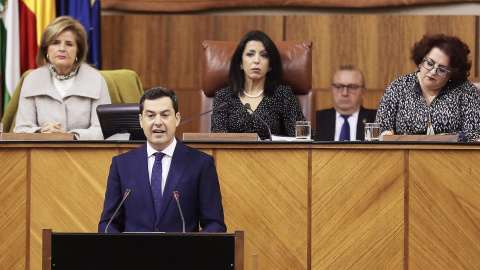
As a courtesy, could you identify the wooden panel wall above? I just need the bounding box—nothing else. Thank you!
[285,15,478,112]
[29,148,119,269]
[311,149,405,269]
[101,14,478,134]
[0,149,27,269]
[217,148,309,269]
[2,143,480,269]
[101,0,480,12]
[408,150,480,269]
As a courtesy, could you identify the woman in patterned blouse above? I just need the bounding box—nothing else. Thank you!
[376,34,480,142]
[211,30,309,140]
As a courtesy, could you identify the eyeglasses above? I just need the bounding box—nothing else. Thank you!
[331,84,364,93]
[421,58,451,78]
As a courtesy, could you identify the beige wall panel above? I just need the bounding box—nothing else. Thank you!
[409,150,480,269]
[311,149,405,269]
[216,149,309,269]
[0,149,27,269]
[29,148,117,269]
[285,15,477,90]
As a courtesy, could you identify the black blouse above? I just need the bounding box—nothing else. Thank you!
[211,85,308,140]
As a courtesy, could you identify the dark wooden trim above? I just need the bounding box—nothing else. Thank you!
[42,228,52,270]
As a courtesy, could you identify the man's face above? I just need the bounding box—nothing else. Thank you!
[139,97,180,151]
[331,70,366,115]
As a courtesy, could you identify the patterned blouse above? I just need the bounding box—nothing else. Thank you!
[376,71,480,142]
[211,85,308,140]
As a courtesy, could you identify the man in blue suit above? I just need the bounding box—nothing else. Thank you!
[316,65,376,141]
[99,87,226,233]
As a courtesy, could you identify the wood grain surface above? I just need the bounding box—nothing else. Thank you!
[217,148,309,269]
[29,148,117,268]
[409,150,480,269]
[100,0,480,12]
[312,149,405,269]
[0,149,27,269]
[2,142,480,269]
[285,15,477,90]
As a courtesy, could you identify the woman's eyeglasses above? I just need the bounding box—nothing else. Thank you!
[421,58,451,78]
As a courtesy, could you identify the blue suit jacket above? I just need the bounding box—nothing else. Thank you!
[98,140,226,233]
[315,107,377,141]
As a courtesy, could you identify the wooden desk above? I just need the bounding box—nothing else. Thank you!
[1,141,479,269]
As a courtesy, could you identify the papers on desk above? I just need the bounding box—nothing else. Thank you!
[271,135,313,142]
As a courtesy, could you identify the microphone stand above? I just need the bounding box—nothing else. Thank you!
[179,102,226,126]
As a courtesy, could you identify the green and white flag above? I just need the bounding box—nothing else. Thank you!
[0,0,20,114]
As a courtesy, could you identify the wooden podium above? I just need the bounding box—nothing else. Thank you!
[42,228,244,269]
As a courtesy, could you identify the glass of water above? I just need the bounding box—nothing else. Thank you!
[295,121,311,140]
[0,123,3,140]
[364,123,380,141]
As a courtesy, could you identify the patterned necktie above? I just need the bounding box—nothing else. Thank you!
[151,152,165,219]
[339,115,351,141]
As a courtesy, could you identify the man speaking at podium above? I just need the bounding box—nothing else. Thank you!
[99,87,226,233]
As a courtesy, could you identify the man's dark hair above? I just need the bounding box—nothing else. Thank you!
[139,87,178,114]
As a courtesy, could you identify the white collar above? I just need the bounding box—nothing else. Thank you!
[335,109,360,120]
[146,138,177,158]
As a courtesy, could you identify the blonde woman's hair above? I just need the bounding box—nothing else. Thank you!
[36,16,87,70]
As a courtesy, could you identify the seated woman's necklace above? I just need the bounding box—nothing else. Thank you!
[49,63,78,81]
[243,89,264,98]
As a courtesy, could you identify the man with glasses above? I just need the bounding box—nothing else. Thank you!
[315,65,377,141]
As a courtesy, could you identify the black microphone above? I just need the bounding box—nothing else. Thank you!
[244,103,272,141]
[179,102,227,126]
[173,191,185,233]
[104,189,131,233]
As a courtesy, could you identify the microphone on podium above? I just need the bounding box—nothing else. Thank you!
[173,191,185,233]
[244,103,272,141]
[105,189,131,233]
[179,102,227,126]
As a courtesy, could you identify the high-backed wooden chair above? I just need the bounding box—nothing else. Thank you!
[199,40,315,133]
[1,69,144,132]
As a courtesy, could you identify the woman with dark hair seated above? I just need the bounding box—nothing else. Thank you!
[376,34,480,141]
[210,30,309,140]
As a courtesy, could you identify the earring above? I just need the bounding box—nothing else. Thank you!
[240,64,243,70]
[268,67,272,72]
[47,54,49,59]
[75,57,78,62]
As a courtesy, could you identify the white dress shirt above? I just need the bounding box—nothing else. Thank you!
[334,110,360,141]
[146,138,177,195]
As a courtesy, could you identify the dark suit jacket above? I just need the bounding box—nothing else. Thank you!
[98,140,226,233]
[315,107,377,141]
